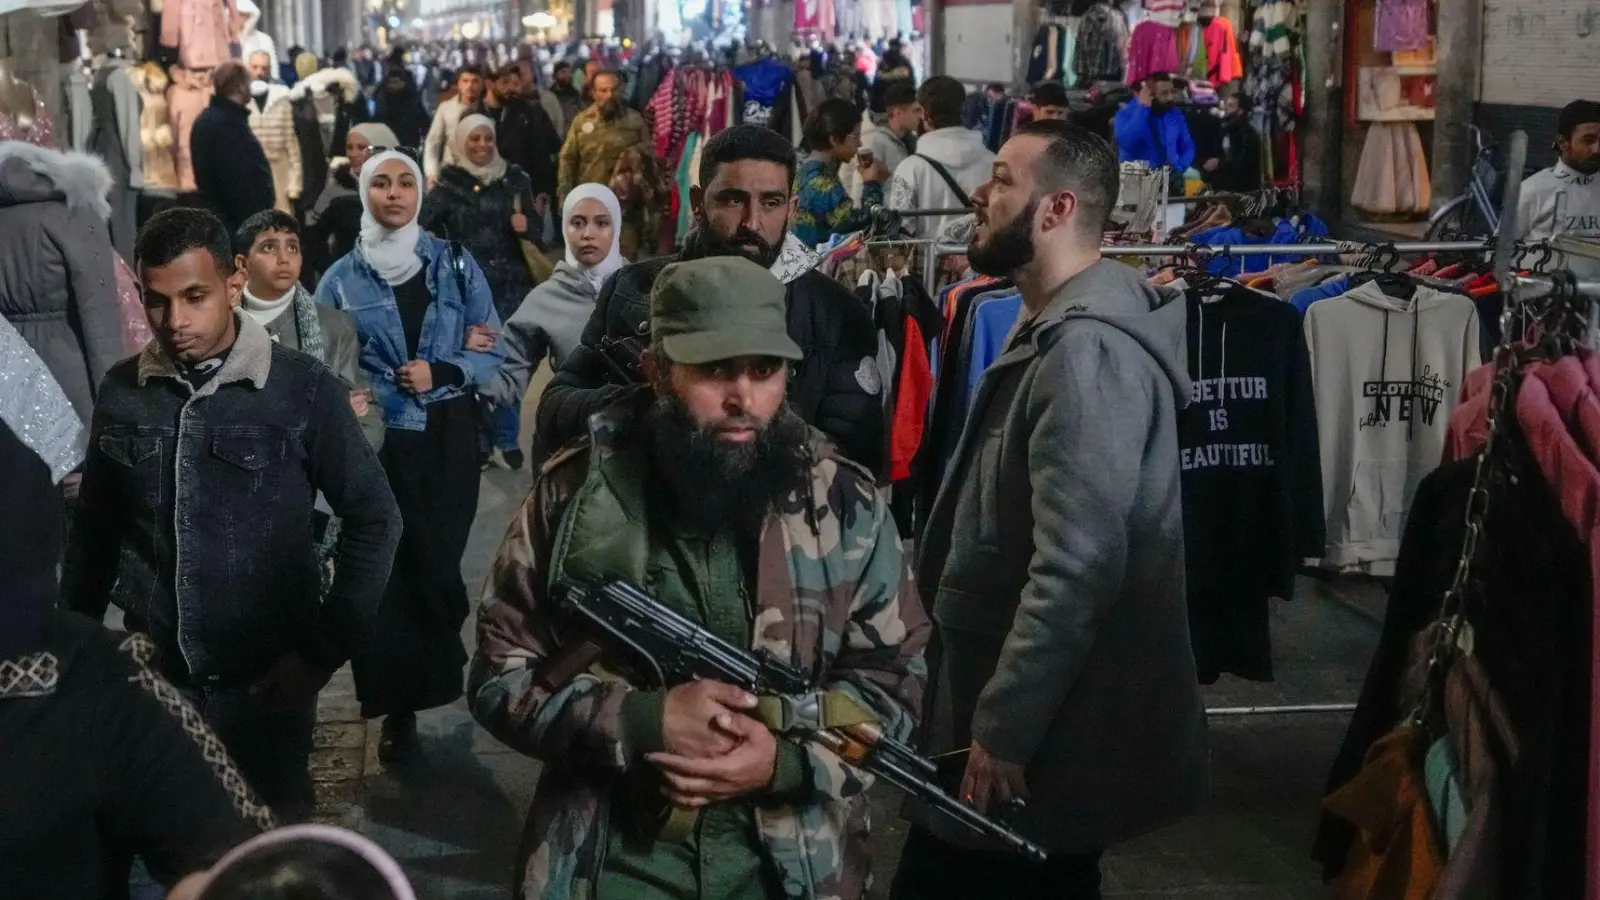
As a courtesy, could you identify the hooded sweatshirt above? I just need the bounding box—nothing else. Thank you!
[916,258,1207,852]
[1179,286,1323,684]
[482,261,597,409]
[886,125,994,238]
[1304,281,1481,572]
[1516,160,1600,279]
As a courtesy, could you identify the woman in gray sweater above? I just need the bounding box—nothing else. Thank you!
[476,183,623,455]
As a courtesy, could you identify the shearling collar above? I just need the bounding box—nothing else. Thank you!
[0,141,113,220]
[136,311,273,395]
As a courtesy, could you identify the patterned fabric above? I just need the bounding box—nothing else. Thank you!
[793,156,884,249]
[0,652,59,698]
[118,633,279,833]
[0,314,84,481]
[469,398,930,900]
[1075,2,1130,84]
[1248,0,1298,61]
[1373,0,1430,52]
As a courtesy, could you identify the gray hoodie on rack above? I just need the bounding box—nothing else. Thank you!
[913,258,1208,853]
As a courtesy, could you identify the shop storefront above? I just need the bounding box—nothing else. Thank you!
[1339,0,1437,228]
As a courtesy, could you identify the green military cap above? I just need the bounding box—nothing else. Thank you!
[649,256,804,365]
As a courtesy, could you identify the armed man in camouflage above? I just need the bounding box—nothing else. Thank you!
[470,255,930,900]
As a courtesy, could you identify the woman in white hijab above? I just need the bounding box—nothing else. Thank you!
[478,183,622,466]
[419,113,541,469]
[305,122,400,281]
[313,149,507,763]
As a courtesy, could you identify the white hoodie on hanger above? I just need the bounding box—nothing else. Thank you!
[1304,280,1482,574]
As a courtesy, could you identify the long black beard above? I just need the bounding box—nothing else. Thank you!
[968,196,1039,277]
[646,392,812,534]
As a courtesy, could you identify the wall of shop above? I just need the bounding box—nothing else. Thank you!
[1475,0,1597,173]
[942,0,1010,83]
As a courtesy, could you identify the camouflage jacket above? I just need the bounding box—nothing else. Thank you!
[469,396,930,900]
[556,105,663,258]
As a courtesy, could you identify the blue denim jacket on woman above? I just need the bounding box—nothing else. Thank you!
[315,233,508,431]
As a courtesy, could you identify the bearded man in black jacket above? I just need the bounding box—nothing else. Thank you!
[534,124,886,473]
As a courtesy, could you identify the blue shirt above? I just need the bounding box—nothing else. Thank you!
[1113,101,1196,172]
[1290,276,1350,315]
[316,234,507,432]
[966,292,1022,408]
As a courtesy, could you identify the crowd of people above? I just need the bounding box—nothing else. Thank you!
[7,14,1598,897]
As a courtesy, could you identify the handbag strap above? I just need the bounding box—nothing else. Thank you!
[913,153,972,208]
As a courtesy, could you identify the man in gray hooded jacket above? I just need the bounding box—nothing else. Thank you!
[893,120,1207,898]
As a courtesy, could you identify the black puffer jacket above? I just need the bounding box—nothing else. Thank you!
[419,164,537,320]
[534,232,886,474]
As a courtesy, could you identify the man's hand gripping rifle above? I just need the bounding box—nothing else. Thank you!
[547,578,1047,862]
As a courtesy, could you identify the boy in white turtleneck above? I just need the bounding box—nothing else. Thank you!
[236,210,386,450]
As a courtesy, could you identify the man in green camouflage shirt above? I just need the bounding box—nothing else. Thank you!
[557,69,663,260]
[470,256,930,900]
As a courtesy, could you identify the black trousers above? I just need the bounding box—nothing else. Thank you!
[177,684,316,823]
[889,827,1103,900]
[351,395,478,718]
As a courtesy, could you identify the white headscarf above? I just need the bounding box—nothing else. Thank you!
[358,150,425,286]
[562,183,626,293]
[453,113,508,184]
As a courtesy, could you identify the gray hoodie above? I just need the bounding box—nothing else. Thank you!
[914,259,1207,853]
[484,261,598,410]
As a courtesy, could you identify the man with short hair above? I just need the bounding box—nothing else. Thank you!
[1516,99,1600,278]
[1029,81,1070,121]
[64,208,402,823]
[538,124,885,474]
[550,59,583,126]
[888,75,996,238]
[891,121,1206,898]
[1201,92,1261,192]
[190,60,276,237]
[845,79,922,201]
[471,62,562,204]
[244,50,304,216]
[1113,73,1196,173]
[472,255,929,900]
[557,69,662,259]
[424,64,486,187]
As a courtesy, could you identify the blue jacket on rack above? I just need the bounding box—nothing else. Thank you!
[1113,101,1196,173]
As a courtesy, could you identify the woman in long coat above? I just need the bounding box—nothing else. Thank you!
[419,114,539,469]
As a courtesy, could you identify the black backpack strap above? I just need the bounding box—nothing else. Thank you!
[913,153,972,208]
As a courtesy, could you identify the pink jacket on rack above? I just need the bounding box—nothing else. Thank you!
[161,0,238,70]
[1126,20,1179,87]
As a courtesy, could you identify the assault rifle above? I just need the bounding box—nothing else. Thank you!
[545,578,1048,862]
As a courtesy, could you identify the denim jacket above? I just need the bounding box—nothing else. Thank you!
[315,234,508,431]
[62,313,402,685]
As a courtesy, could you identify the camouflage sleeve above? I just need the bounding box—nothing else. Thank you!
[802,472,932,802]
[467,457,632,770]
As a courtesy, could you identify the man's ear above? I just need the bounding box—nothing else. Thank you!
[689,184,705,224]
[227,263,248,307]
[640,347,660,384]
[1040,189,1079,233]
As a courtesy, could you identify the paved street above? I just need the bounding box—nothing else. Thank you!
[308,380,1379,899]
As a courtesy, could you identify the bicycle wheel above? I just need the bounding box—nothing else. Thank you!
[1425,197,1490,241]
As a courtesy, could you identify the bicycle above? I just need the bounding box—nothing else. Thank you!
[1426,125,1503,240]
